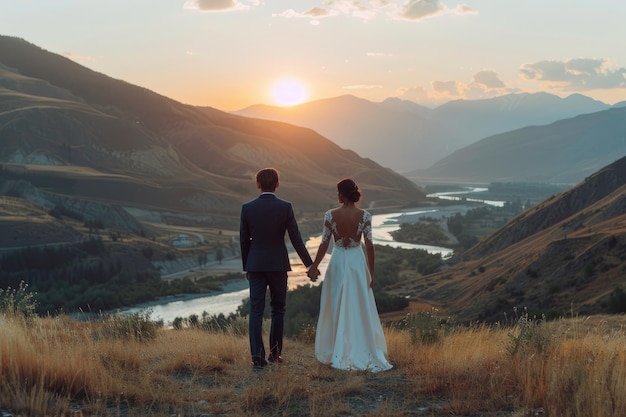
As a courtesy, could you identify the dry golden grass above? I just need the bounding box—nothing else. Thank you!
[1,312,625,417]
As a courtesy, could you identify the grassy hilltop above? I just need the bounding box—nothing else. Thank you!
[1,296,625,417]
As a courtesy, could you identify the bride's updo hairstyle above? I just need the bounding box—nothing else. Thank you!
[337,178,361,203]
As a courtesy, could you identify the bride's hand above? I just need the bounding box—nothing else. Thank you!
[307,267,319,282]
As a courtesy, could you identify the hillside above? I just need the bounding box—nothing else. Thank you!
[413,106,626,184]
[392,155,626,322]
[0,35,426,236]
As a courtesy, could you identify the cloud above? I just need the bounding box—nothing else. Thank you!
[318,1,378,20]
[396,57,626,107]
[456,4,476,14]
[276,6,339,21]
[396,0,477,21]
[521,58,626,90]
[183,0,256,12]
[305,7,332,18]
[432,80,461,96]
[472,70,505,89]
[275,9,300,18]
[463,84,517,101]
[397,85,430,102]
[342,84,383,90]
[398,81,469,106]
[366,51,393,57]
[398,70,511,106]
[275,0,476,23]
[398,0,444,20]
[273,2,368,22]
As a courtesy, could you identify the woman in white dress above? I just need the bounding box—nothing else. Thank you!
[307,178,392,372]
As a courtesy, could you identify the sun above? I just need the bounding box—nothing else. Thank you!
[270,78,308,106]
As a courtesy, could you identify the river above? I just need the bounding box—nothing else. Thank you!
[120,183,504,324]
[429,187,505,207]
[120,197,497,324]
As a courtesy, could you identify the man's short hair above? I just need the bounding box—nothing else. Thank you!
[256,168,279,191]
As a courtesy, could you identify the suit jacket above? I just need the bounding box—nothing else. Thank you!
[240,193,313,272]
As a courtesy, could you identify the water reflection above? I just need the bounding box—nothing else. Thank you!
[427,187,505,207]
[142,288,247,322]
[370,209,454,256]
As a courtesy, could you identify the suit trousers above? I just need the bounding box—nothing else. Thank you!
[248,271,288,362]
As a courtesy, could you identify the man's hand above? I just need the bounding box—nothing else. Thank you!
[307,266,320,282]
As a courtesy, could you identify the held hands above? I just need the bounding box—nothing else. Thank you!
[307,266,320,282]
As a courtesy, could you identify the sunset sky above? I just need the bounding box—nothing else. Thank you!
[1,0,625,111]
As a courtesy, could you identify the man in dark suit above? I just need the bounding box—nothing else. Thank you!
[240,168,316,369]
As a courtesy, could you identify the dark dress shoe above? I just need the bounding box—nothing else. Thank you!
[252,357,268,370]
[268,354,283,364]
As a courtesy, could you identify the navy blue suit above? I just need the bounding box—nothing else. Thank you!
[240,193,313,364]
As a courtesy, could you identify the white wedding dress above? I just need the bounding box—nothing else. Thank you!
[314,209,393,372]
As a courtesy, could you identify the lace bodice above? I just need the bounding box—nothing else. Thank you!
[321,209,372,248]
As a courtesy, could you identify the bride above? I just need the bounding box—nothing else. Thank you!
[307,178,392,372]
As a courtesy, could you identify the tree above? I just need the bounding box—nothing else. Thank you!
[142,247,154,260]
[197,253,208,267]
[606,286,626,313]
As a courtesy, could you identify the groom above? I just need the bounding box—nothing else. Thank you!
[240,168,316,369]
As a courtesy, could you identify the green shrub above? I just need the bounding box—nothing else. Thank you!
[0,280,37,318]
[605,286,626,314]
[506,308,551,356]
[393,309,455,345]
[173,311,248,336]
[93,309,162,342]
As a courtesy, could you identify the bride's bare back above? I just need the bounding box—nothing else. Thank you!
[326,206,371,249]
[308,178,375,285]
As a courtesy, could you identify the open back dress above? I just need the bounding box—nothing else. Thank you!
[314,208,392,372]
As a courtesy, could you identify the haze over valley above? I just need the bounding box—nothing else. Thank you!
[234,94,626,184]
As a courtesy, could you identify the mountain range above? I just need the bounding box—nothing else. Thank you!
[233,92,615,178]
[0,35,425,231]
